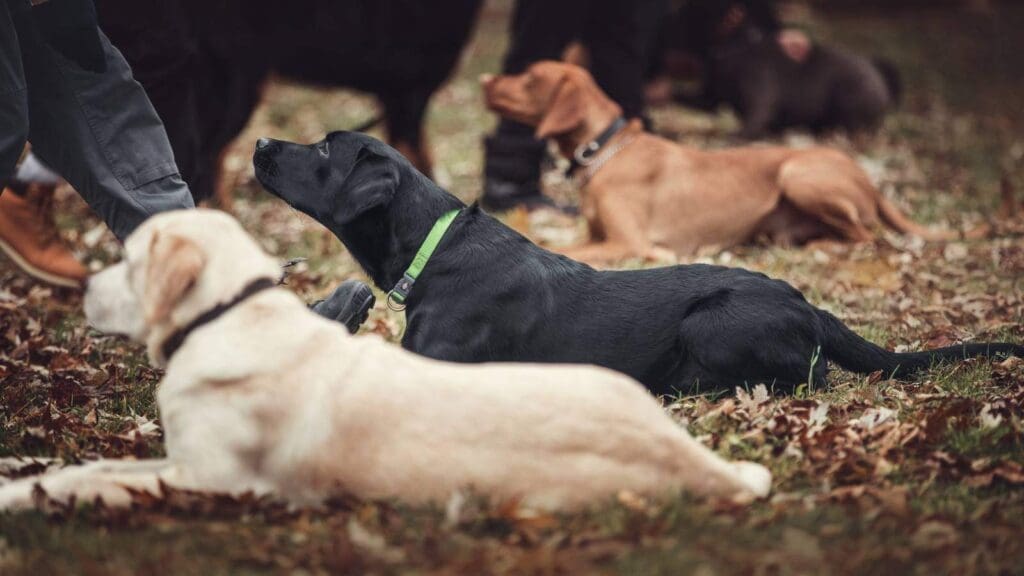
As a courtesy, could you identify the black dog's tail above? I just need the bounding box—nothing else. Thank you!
[818,310,1022,378]
[872,58,903,106]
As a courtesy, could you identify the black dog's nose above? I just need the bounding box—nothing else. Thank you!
[256,137,271,150]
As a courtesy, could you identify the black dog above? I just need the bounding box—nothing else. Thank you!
[254,132,1022,395]
[98,0,483,202]
[657,0,900,138]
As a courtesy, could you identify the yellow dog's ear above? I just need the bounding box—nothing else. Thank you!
[535,78,586,140]
[143,231,206,324]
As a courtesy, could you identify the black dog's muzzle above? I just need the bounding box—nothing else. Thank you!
[253,140,280,178]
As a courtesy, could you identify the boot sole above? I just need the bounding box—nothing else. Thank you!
[0,236,84,290]
[344,286,376,334]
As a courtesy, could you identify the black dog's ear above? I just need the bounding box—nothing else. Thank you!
[331,146,399,225]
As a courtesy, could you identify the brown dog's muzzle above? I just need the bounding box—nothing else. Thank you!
[480,73,538,125]
[479,73,506,110]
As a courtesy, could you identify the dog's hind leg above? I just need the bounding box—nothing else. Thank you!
[380,90,433,177]
[0,459,179,511]
[667,361,732,397]
[675,286,830,394]
[789,193,873,243]
[778,159,876,243]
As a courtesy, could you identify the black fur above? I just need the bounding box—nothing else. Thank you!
[661,0,899,138]
[255,132,1023,395]
[97,0,483,202]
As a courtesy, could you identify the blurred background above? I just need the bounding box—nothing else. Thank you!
[13,0,1018,271]
[2,0,1014,337]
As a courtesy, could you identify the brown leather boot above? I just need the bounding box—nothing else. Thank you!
[0,184,88,289]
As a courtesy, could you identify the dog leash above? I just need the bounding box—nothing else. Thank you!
[386,208,462,311]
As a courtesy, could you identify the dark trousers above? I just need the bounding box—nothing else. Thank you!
[96,0,211,202]
[484,0,663,200]
[0,0,193,240]
[502,0,660,122]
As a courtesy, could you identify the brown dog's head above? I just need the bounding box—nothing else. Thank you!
[481,61,621,144]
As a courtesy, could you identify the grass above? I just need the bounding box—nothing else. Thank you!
[1,0,1023,573]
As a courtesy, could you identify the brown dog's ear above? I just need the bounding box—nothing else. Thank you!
[143,231,206,325]
[535,79,585,140]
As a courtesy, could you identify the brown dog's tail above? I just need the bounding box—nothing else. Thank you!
[875,194,956,241]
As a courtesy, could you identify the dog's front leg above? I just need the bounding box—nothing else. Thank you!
[557,242,647,265]
[557,191,662,265]
[0,459,179,512]
[381,90,433,177]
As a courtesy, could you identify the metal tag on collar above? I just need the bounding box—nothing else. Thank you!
[386,272,416,311]
[385,208,460,313]
[574,140,601,166]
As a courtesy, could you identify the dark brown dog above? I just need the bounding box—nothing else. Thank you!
[655,1,899,138]
[482,61,946,264]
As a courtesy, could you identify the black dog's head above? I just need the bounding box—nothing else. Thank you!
[253,131,463,288]
[254,131,416,228]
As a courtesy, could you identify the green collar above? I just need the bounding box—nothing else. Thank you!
[386,209,461,310]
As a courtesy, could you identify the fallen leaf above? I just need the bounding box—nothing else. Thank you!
[911,521,959,551]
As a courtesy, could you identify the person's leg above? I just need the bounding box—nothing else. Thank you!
[584,0,664,121]
[501,0,584,76]
[481,0,583,212]
[0,153,89,288]
[0,0,29,184]
[0,2,86,288]
[96,0,203,203]
[14,7,193,241]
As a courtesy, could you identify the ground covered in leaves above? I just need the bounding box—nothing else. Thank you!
[2,1,1023,574]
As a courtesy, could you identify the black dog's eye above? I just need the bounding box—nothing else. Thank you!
[316,141,330,158]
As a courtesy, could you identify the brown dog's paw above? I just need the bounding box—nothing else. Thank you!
[645,246,678,265]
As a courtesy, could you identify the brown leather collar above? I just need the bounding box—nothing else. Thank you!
[160,277,277,361]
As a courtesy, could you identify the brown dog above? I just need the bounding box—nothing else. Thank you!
[482,61,946,264]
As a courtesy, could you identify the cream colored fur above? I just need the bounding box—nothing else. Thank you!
[0,210,770,512]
